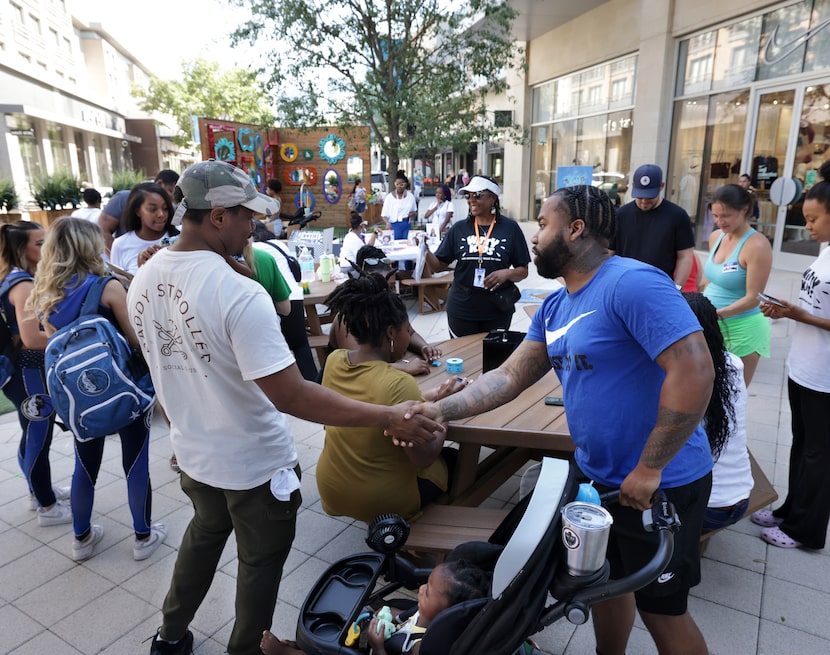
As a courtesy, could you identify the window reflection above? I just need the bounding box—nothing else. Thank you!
[667,91,748,247]
[712,17,762,90]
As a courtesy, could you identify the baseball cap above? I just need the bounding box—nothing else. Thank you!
[631,164,663,199]
[458,175,502,197]
[172,160,279,223]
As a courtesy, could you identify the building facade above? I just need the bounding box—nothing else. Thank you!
[520,0,830,272]
[0,0,193,207]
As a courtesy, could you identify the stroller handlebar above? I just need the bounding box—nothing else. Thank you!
[539,491,681,630]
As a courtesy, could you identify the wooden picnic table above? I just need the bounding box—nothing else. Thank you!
[416,332,572,506]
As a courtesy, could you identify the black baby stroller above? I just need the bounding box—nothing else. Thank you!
[294,457,681,655]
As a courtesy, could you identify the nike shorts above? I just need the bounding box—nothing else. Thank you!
[586,471,712,616]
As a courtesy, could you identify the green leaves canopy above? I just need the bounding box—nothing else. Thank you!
[231,0,523,173]
[132,59,275,146]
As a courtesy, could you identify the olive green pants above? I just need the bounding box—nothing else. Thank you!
[159,470,301,655]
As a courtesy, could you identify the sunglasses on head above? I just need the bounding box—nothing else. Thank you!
[465,191,493,200]
[361,257,393,268]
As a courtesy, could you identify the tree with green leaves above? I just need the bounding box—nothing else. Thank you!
[231,0,523,174]
[132,59,275,147]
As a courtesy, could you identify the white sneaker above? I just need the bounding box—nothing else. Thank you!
[72,524,104,561]
[36,500,73,526]
[133,523,167,561]
[29,485,71,511]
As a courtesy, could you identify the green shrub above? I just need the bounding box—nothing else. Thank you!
[0,178,18,211]
[31,171,82,210]
[111,168,146,193]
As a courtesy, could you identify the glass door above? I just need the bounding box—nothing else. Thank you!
[780,84,830,262]
[747,84,827,271]
[747,89,795,245]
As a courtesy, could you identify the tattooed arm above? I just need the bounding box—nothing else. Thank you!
[620,330,714,510]
[421,340,552,423]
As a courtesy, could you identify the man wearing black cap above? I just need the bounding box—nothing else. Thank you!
[610,164,695,289]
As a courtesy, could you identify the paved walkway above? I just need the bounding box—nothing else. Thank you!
[1,231,828,653]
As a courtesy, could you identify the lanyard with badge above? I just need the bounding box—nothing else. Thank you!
[472,217,495,288]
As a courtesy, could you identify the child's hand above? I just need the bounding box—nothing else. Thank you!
[366,618,386,652]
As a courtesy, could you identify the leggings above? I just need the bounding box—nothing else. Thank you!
[71,412,153,540]
[281,299,318,382]
[5,350,57,507]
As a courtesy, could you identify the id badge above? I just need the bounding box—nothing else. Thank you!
[721,262,739,273]
[473,267,486,288]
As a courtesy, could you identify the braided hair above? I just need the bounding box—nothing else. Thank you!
[438,559,491,606]
[551,185,616,240]
[324,272,407,349]
[683,292,736,460]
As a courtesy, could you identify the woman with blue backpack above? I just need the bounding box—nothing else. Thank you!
[28,217,165,562]
[0,221,70,525]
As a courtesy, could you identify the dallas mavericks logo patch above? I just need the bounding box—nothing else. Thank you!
[78,369,111,396]
[21,394,55,421]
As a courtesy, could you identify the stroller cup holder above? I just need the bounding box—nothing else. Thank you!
[295,458,681,655]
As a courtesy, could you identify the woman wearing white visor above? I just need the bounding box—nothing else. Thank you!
[423,175,530,337]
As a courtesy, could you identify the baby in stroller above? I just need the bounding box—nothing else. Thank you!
[286,457,679,655]
[260,560,489,655]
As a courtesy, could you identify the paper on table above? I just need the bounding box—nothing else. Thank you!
[414,234,428,282]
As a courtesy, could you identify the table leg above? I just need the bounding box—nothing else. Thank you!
[305,305,322,336]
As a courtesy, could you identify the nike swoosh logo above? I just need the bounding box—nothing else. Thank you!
[657,572,675,584]
[763,18,830,66]
[545,311,596,345]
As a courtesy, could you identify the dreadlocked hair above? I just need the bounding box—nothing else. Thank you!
[552,185,616,240]
[324,272,407,348]
[438,559,491,606]
[683,292,737,460]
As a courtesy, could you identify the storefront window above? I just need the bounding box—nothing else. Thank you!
[577,115,606,170]
[679,31,716,95]
[46,122,70,171]
[6,115,43,182]
[667,91,749,247]
[93,135,112,186]
[711,16,762,90]
[679,0,830,94]
[805,0,830,72]
[532,84,554,124]
[757,0,812,81]
[531,126,552,216]
[553,75,577,120]
[531,54,637,214]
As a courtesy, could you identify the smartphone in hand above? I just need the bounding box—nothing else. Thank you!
[758,292,785,307]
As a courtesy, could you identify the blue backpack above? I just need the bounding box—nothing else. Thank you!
[45,276,155,441]
[0,271,33,388]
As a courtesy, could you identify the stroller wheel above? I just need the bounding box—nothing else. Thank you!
[366,514,410,554]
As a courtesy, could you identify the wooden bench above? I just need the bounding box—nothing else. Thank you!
[307,335,330,368]
[404,451,777,561]
[400,273,454,314]
[404,505,509,562]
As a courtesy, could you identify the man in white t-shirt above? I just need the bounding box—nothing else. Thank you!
[130,161,443,655]
[70,188,102,223]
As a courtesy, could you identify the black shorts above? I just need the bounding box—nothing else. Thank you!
[584,471,712,616]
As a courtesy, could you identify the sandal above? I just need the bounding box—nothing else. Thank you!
[761,526,801,549]
[750,509,782,528]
